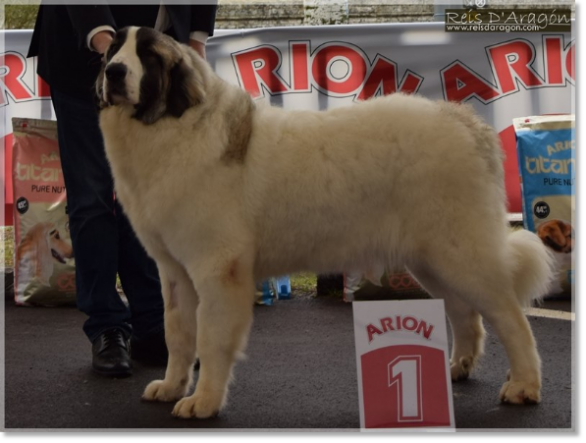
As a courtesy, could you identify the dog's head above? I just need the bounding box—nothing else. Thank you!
[46,225,74,263]
[97,26,206,124]
[17,222,74,285]
[537,219,574,254]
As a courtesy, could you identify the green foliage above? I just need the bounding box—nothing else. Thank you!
[290,273,316,292]
[290,272,317,296]
[1,226,14,269]
[4,4,40,30]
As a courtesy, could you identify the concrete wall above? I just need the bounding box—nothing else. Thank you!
[2,1,574,30]
[215,0,574,29]
[215,1,436,29]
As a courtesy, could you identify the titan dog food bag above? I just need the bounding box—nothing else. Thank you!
[514,115,575,296]
[12,118,76,306]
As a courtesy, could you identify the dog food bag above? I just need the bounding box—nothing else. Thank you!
[514,115,575,296]
[12,118,76,306]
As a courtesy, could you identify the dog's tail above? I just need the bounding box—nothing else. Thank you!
[508,229,556,307]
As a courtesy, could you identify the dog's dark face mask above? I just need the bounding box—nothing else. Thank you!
[97,26,204,125]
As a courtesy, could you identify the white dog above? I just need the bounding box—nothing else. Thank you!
[98,26,554,419]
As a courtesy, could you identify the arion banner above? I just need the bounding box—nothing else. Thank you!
[1,23,575,224]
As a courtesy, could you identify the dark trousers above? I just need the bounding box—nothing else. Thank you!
[51,89,164,343]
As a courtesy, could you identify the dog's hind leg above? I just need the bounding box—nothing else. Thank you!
[444,299,485,382]
[408,265,485,381]
[481,296,541,405]
[408,252,541,405]
[143,257,199,403]
[171,255,255,419]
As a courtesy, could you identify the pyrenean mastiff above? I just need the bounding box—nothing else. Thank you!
[98,27,554,419]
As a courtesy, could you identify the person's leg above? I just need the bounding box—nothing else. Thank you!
[50,89,132,341]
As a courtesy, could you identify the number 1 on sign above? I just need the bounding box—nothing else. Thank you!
[389,356,422,422]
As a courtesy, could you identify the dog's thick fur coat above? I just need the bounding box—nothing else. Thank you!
[99,27,554,418]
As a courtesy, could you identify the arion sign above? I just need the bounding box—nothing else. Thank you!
[353,300,454,430]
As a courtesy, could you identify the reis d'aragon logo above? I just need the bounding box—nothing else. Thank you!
[231,36,574,103]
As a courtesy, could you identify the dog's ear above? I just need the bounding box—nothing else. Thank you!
[95,62,109,110]
[166,57,206,119]
[133,73,167,125]
[134,57,205,124]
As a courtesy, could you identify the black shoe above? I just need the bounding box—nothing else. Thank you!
[131,329,168,366]
[92,328,132,377]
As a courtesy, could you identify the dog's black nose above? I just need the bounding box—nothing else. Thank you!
[105,63,127,81]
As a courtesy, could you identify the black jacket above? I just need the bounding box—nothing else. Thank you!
[28,3,217,100]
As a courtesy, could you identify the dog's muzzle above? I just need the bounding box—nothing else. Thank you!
[104,62,129,104]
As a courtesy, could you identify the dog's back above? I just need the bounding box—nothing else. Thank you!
[248,94,508,279]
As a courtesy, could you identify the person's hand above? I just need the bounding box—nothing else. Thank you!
[91,31,114,55]
[189,39,206,60]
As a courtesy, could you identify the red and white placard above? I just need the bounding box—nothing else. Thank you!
[353,299,455,430]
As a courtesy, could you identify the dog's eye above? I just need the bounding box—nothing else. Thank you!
[141,50,161,65]
[106,41,121,61]
[137,42,159,59]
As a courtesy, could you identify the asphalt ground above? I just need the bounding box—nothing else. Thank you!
[3,293,574,432]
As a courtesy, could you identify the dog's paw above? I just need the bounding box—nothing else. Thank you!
[172,394,221,419]
[499,380,541,405]
[450,356,474,381]
[142,379,188,402]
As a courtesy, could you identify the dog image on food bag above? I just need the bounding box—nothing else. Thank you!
[97,27,555,418]
[537,219,573,291]
[537,219,573,254]
[16,222,74,287]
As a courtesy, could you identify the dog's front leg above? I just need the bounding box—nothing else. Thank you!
[171,256,255,419]
[143,258,198,402]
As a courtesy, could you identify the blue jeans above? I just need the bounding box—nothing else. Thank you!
[51,89,164,343]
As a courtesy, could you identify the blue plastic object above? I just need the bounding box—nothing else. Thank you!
[261,280,273,306]
[275,276,291,299]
